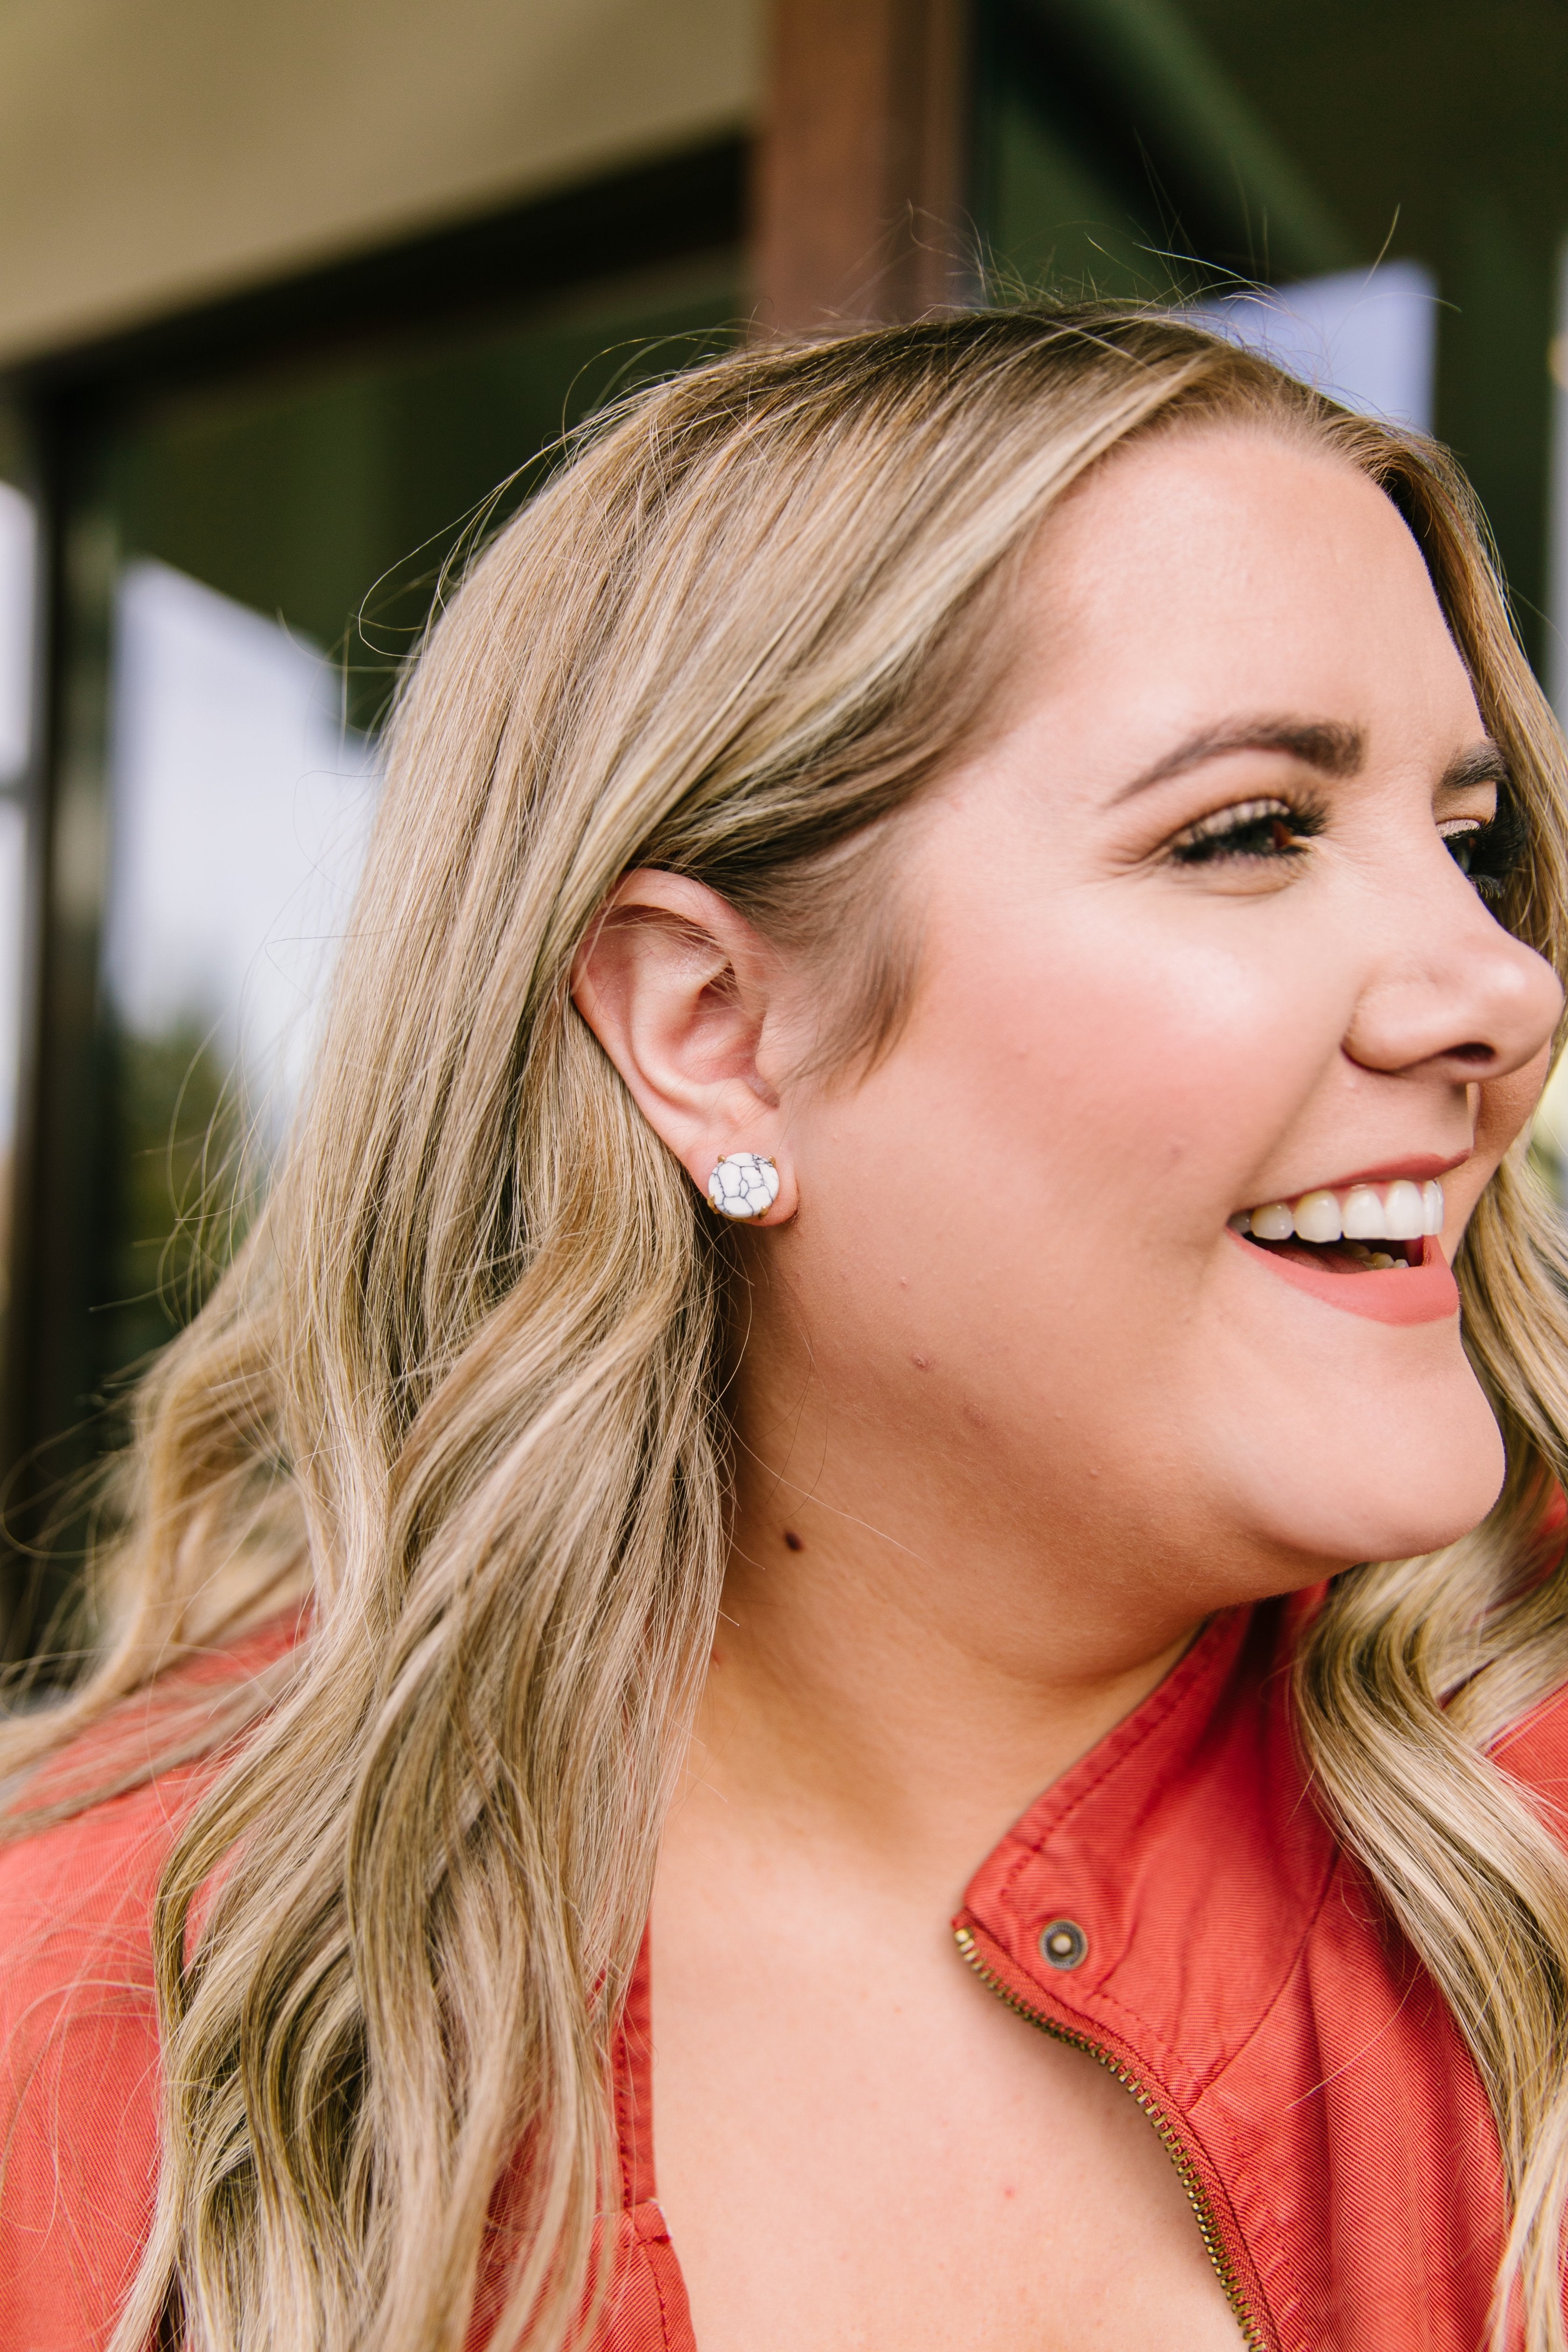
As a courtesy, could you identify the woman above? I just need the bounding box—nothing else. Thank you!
[4,306,1568,2352]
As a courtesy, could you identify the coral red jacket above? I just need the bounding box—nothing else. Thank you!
[3,1598,1567,2351]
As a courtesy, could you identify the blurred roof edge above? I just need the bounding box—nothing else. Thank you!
[0,0,764,373]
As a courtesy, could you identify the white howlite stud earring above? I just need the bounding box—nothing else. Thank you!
[707,1153,781,1220]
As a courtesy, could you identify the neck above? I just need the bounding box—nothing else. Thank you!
[684,1343,1211,1916]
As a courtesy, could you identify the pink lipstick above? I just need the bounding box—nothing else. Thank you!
[1227,1229,1458,1325]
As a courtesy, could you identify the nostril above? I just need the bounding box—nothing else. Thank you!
[1449,1042,1495,1065]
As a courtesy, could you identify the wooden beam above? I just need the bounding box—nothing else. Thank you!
[752,0,973,333]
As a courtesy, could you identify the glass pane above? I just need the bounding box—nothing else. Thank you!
[0,471,34,1385]
[99,562,377,1373]
[978,0,1568,674]
[0,798,24,1365]
[82,263,740,1404]
[0,480,35,784]
[107,560,377,1110]
[1195,262,1438,433]
[110,262,738,733]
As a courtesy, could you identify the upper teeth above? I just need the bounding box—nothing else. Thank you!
[1232,1178,1444,1245]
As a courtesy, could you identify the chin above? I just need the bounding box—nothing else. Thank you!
[1220,1354,1509,1571]
[1276,1412,1507,1568]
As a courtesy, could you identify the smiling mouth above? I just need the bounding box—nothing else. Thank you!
[1229,1178,1443,1275]
[1225,1178,1459,1324]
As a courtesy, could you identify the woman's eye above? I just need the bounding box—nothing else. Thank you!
[1166,798,1325,868]
[1439,801,1527,904]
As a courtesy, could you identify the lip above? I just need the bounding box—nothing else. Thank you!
[1226,1229,1460,1325]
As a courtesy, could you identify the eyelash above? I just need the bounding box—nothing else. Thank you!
[1438,800,1528,903]
[1165,793,1529,902]
[1166,797,1325,867]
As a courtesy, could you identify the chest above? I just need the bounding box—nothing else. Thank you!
[604,1603,1524,2352]
[600,1844,1517,2352]
[641,1876,1248,2352]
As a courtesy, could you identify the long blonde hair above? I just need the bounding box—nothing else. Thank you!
[7,308,1568,2352]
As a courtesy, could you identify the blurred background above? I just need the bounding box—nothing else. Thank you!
[2,0,1567,1647]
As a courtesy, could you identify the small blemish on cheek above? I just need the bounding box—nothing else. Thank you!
[963,1401,987,1429]
[783,1529,805,1552]
[911,1353,931,1371]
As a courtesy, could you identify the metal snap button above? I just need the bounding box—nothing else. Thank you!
[1039,1917,1087,1970]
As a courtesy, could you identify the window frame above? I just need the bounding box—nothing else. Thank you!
[0,137,747,1653]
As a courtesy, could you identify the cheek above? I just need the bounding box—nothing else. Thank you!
[1475,1041,1552,1166]
[914,900,1336,1235]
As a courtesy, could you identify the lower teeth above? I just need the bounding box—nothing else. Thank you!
[1249,1235,1412,1270]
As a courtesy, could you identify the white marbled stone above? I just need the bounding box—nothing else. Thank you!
[707,1152,780,1220]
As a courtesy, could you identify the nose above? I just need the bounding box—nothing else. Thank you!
[1343,847,1564,1086]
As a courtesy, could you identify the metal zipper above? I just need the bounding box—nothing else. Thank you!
[954,1923,1269,2352]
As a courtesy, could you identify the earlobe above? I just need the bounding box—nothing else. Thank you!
[570,869,800,1225]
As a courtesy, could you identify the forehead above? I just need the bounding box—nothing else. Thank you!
[1015,425,1481,748]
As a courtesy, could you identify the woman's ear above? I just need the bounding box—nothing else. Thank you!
[570,869,799,1224]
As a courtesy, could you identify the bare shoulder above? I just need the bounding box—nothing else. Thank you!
[0,1613,302,2352]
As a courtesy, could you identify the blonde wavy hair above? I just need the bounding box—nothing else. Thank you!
[7,307,1568,2352]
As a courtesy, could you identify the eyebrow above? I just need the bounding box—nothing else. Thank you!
[1115,718,1365,802]
[1438,742,1511,796]
[1115,717,1510,803]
